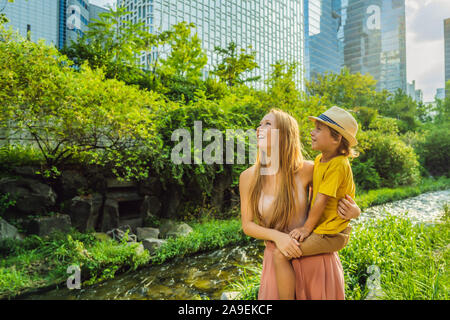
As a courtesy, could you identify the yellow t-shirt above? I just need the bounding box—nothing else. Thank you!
[311,154,355,234]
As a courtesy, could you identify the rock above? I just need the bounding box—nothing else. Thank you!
[101,198,120,232]
[119,217,143,233]
[11,166,41,178]
[159,220,193,239]
[141,238,166,255]
[211,169,233,211]
[138,176,163,197]
[0,217,21,241]
[93,232,111,242]
[220,291,241,300]
[27,214,71,237]
[127,242,145,256]
[106,225,137,243]
[60,170,88,200]
[160,184,181,218]
[84,167,108,195]
[193,279,213,291]
[136,227,160,241]
[66,193,103,232]
[0,177,57,217]
[140,195,162,218]
[165,223,193,239]
[159,219,178,237]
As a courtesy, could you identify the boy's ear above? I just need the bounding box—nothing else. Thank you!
[333,133,342,144]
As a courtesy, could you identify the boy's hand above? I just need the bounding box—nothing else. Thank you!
[289,227,312,242]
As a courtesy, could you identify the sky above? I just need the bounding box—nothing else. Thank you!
[90,0,450,102]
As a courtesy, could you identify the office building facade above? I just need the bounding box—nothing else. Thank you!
[1,0,107,49]
[406,80,423,103]
[435,88,445,100]
[304,0,343,81]
[340,0,406,93]
[117,0,305,90]
[2,0,59,46]
[445,18,450,96]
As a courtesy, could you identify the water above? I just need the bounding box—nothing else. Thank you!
[24,190,449,300]
[358,189,450,225]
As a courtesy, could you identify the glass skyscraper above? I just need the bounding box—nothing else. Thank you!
[340,0,406,93]
[1,0,107,49]
[304,0,343,81]
[444,18,450,96]
[2,0,59,47]
[117,0,305,90]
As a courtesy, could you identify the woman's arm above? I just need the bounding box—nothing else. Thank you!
[337,194,361,220]
[239,169,302,258]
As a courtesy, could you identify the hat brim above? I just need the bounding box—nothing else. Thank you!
[308,116,358,147]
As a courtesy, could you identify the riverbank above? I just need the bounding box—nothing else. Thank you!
[227,207,450,300]
[1,176,449,300]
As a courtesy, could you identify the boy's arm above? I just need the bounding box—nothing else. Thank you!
[303,193,329,232]
[290,193,329,241]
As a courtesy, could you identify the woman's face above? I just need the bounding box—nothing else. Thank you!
[257,113,277,151]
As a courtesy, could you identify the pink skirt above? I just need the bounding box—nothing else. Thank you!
[258,241,345,300]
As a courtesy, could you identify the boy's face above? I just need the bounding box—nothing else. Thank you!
[310,121,339,152]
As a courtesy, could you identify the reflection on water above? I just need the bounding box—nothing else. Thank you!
[24,190,449,300]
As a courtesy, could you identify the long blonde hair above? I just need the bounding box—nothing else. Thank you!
[248,108,304,232]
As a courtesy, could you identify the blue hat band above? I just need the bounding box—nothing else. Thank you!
[317,114,344,130]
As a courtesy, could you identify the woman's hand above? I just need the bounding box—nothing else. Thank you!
[274,232,303,259]
[337,194,361,220]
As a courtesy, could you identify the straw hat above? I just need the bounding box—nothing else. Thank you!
[308,106,358,147]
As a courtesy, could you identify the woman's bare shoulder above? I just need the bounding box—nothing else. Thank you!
[239,165,256,184]
[295,160,314,184]
[301,160,314,174]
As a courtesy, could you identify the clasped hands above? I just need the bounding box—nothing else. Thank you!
[289,226,311,242]
[275,226,312,260]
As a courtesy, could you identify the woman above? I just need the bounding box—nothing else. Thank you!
[239,108,360,300]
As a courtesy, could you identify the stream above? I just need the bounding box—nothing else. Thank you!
[24,189,449,300]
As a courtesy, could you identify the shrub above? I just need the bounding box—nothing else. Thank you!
[351,158,381,191]
[356,131,421,188]
[416,124,450,177]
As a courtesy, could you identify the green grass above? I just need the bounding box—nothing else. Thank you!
[227,212,449,300]
[150,218,252,264]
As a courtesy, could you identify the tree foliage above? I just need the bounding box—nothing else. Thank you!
[0,32,161,180]
[212,41,260,87]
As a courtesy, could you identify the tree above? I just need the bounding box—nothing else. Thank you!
[156,22,208,102]
[61,6,149,84]
[158,22,206,81]
[212,41,260,87]
[0,31,160,181]
[378,89,419,133]
[264,60,300,108]
[305,67,389,110]
[433,80,450,125]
